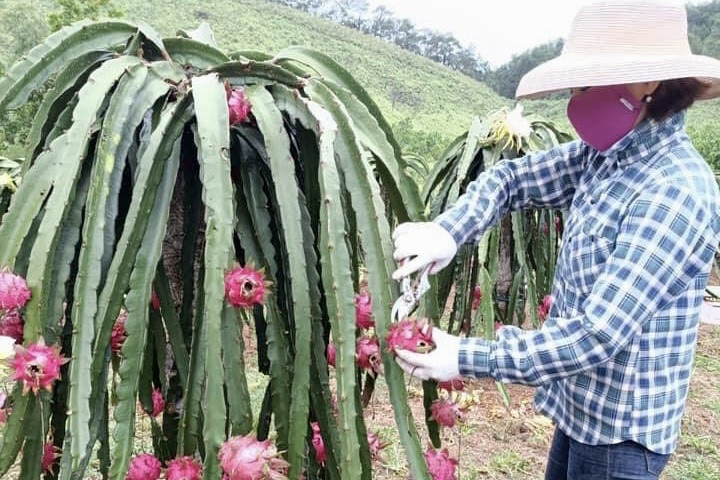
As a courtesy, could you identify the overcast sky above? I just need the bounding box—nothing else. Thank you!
[366,0,692,67]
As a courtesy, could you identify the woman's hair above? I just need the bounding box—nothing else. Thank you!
[646,77,709,120]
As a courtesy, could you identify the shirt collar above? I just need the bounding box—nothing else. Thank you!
[596,111,686,166]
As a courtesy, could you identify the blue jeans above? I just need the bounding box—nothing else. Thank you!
[545,428,671,480]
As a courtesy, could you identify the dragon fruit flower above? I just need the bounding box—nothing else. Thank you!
[430,398,466,429]
[0,309,24,344]
[0,269,31,311]
[355,335,382,375]
[326,341,336,368]
[166,456,203,480]
[0,335,16,360]
[219,434,289,480]
[226,86,252,125]
[127,453,162,480]
[224,264,271,309]
[385,317,434,355]
[42,441,61,473]
[424,447,458,480]
[151,388,165,417]
[11,337,68,394]
[437,378,464,393]
[110,309,127,354]
[310,421,326,465]
[354,291,374,330]
[367,431,390,463]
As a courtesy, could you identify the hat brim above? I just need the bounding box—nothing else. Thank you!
[516,53,720,100]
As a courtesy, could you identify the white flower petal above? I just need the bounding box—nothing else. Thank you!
[505,104,532,139]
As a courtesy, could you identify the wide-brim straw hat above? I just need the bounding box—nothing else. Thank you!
[516,1,720,100]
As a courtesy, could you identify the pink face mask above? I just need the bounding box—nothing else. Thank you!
[566,85,645,151]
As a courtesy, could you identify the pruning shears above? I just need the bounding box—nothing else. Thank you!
[390,263,431,322]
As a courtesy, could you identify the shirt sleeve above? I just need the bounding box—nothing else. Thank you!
[458,184,717,385]
[435,140,588,246]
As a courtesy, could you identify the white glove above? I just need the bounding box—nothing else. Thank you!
[392,222,457,280]
[394,327,461,382]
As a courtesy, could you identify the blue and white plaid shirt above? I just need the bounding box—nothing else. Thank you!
[435,111,720,454]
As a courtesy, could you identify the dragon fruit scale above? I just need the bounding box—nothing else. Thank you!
[127,453,162,480]
[0,269,31,311]
[226,86,252,125]
[219,434,289,480]
[385,317,434,355]
[166,456,203,480]
[310,421,326,465]
[430,398,466,429]
[354,290,374,330]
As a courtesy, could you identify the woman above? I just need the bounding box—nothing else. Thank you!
[391,1,720,479]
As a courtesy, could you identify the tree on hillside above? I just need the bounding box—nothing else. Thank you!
[687,0,720,58]
[48,0,124,31]
[485,38,564,98]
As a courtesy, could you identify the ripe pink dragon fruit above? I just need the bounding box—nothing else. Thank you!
[471,286,483,311]
[354,290,374,330]
[111,309,127,354]
[224,264,270,309]
[166,456,203,480]
[11,337,68,394]
[424,447,458,480]
[355,335,382,375]
[437,378,464,393]
[42,441,60,473]
[151,388,165,417]
[218,435,289,480]
[430,398,466,428]
[0,309,24,343]
[310,421,326,465]
[537,294,553,322]
[0,269,31,311]
[326,341,336,368]
[385,317,434,355]
[226,86,252,125]
[150,290,161,311]
[367,431,389,463]
[127,453,162,480]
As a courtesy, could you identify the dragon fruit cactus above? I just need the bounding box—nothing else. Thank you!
[11,337,69,394]
[366,431,390,463]
[42,441,60,473]
[166,456,203,480]
[424,447,458,480]
[430,398,466,428]
[0,269,31,311]
[110,309,127,354]
[385,317,434,355]
[151,388,165,417]
[226,85,252,125]
[218,434,289,480]
[355,335,382,375]
[437,378,464,393]
[0,309,24,343]
[126,453,162,480]
[310,421,326,465]
[326,341,336,368]
[354,290,374,330]
[224,264,271,309]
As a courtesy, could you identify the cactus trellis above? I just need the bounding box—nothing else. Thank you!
[423,108,573,341]
[0,20,434,479]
